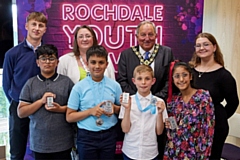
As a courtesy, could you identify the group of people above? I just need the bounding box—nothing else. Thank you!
[2,11,239,160]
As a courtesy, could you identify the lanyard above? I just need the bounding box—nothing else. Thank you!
[135,93,156,114]
[88,76,105,106]
[79,55,90,76]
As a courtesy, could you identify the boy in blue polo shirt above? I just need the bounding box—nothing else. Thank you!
[17,44,74,160]
[66,45,122,160]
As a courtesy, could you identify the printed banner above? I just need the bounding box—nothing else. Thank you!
[16,0,204,159]
[17,0,204,74]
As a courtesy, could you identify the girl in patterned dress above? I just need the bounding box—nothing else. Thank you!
[164,61,215,160]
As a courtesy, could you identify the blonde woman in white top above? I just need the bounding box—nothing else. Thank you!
[57,25,115,84]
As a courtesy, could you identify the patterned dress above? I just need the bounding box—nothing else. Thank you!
[164,89,215,160]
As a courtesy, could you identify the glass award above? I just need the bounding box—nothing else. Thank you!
[122,93,129,104]
[102,101,113,113]
[47,96,54,107]
[167,117,178,130]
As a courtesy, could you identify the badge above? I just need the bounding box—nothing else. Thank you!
[150,97,157,106]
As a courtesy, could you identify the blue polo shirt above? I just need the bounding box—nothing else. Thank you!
[68,76,122,131]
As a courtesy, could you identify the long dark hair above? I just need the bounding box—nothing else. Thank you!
[168,61,197,102]
[172,61,196,90]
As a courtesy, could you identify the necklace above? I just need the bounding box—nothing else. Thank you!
[79,55,90,75]
[198,72,204,78]
[132,44,159,65]
[198,66,211,78]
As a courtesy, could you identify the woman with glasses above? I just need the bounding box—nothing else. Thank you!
[57,25,115,84]
[189,32,239,159]
[164,61,215,160]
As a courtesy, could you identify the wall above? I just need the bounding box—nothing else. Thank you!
[203,0,240,146]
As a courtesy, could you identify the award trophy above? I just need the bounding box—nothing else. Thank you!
[122,93,129,104]
[167,117,178,130]
[46,96,54,107]
[96,101,113,126]
[102,101,113,113]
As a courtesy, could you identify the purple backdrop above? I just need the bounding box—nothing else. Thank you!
[17,0,204,73]
[16,0,204,159]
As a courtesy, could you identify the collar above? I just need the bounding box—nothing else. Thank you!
[139,45,155,56]
[136,92,152,101]
[37,73,59,81]
[89,76,105,84]
[26,39,42,51]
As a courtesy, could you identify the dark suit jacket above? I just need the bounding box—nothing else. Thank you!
[117,45,174,101]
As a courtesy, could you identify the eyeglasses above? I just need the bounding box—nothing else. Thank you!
[194,43,212,49]
[39,57,57,63]
[78,35,92,40]
[173,73,189,79]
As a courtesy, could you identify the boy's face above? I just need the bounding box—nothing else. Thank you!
[36,54,58,77]
[87,55,108,82]
[25,19,47,41]
[132,71,156,96]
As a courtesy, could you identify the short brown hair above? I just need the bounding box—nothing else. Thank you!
[26,12,48,25]
[73,25,98,56]
[133,65,154,78]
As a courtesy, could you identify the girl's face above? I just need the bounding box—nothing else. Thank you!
[195,37,216,61]
[172,66,192,92]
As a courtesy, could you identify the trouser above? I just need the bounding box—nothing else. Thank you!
[33,148,72,160]
[77,125,117,160]
[9,100,30,160]
[157,128,167,159]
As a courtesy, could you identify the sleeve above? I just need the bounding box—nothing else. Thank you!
[157,97,168,122]
[67,85,81,111]
[221,71,239,118]
[154,48,174,100]
[67,78,74,96]
[162,108,168,122]
[197,90,215,158]
[105,55,116,80]
[2,51,14,102]
[19,80,32,103]
[117,51,136,95]
[166,95,177,116]
[57,55,67,76]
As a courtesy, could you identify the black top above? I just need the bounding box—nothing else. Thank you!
[192,67,239,123]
